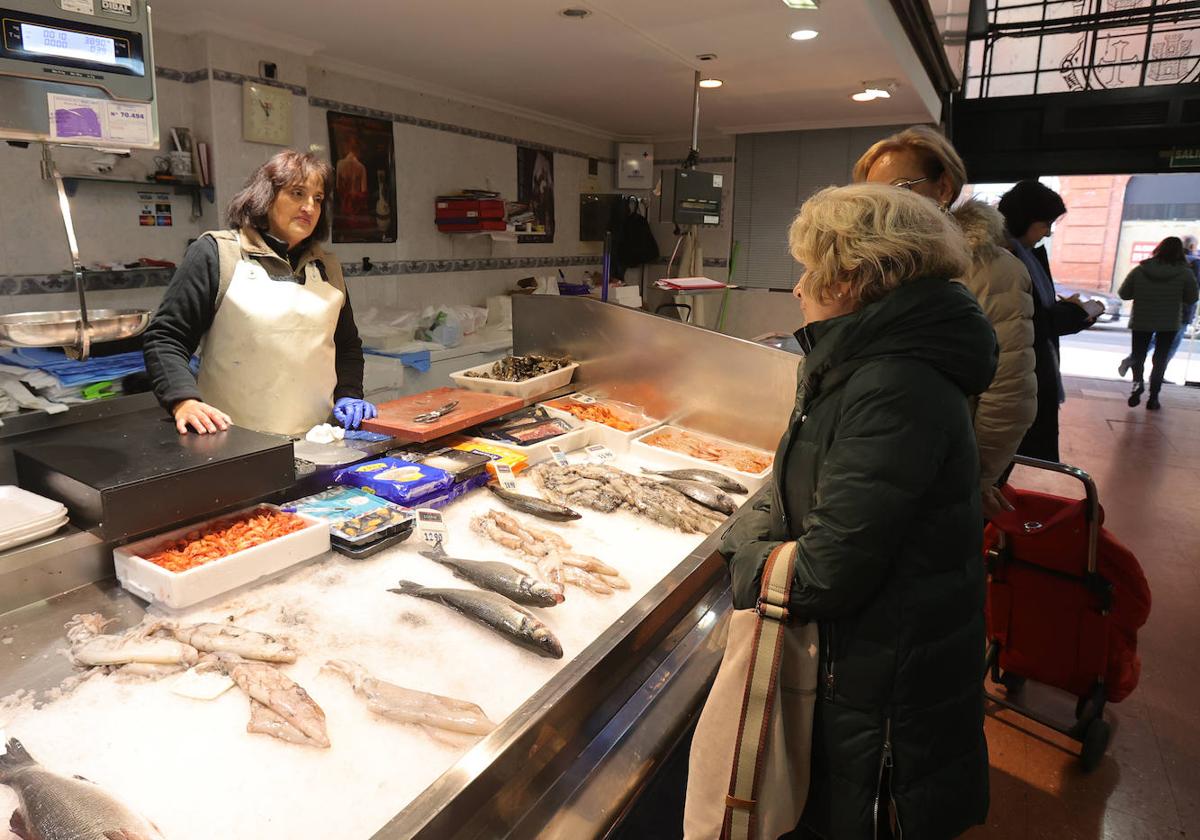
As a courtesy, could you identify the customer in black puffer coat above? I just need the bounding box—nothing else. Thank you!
[719,183,997,839]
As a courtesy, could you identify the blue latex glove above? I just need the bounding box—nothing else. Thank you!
[333,397,378,430]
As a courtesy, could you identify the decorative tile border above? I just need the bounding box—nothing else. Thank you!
[1,256,605,294]
[657,156,734,166]
[310,96,614,163]
[211,68,307,96]
[151,65,614,163]
[0,269,174,296]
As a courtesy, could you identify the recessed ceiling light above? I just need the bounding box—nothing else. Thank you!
[782,0,820,9]
[851,91,877,102]
[789,29,819,40]
[559,7,591,18]
[698,78,724,89]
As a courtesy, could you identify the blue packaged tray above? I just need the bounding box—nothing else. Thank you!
[405,471,490,510]
[282,486,414,545]
[334,457,453,506]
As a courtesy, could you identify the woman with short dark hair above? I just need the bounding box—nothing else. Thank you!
[143,150,374,436]
[997,180,1101,462]
[1117,236,1200,410]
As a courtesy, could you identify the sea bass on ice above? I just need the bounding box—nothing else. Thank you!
[389,581,563,659]
[486,485,581,522]
[0,737,165,840]
[661,479,737,516]
[323,659,495,736]
[419,545,562,607]
[640,467,748,495]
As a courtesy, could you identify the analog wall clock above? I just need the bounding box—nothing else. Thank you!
[242,82,293,145]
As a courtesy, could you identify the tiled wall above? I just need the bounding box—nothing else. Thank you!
[0,29,615,317]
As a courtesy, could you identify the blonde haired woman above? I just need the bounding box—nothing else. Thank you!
[854,125,1036,518]
[719,184,995,839]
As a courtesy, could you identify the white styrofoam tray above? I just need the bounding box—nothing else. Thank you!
[0,514,68,552]
[541,398,662,455]
[449,360,578,400]
[114,504,331,610]
[630,425,773,494]
[0,486,66,532]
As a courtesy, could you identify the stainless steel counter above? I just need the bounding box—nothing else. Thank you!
[0,298,797,839]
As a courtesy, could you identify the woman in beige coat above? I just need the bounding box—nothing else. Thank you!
[855,126,1036,518]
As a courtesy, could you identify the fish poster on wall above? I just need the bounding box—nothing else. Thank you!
[327,111,397,243]
[516,146,555,244]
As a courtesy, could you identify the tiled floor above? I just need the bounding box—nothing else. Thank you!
[966,376,1200,840]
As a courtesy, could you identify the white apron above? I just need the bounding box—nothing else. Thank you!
[197,256,342,437]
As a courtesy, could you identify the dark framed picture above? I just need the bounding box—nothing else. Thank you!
[517,146,555,244]
[327,111,397,243]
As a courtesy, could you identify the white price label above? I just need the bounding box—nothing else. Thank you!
[586,444,615,464]
[61,0,95,14]
[548,444,569,466]
[495,463,519,491]
[572,393,597,404]
[415,508,447,549]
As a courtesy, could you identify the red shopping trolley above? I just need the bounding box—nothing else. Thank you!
[983,456,1152,771]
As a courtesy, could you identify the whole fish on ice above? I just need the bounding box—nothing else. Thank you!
[661,479,737,516]
[640,467,748,495]
[323,659,495,736]
[213,654,330,748]
[419,545,562,607]
[486,484,581,521]
[389,581,563,659]
[66,614,198,670]
[0,736,165,840]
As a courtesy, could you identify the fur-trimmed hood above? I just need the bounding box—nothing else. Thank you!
[952,199,1009,264]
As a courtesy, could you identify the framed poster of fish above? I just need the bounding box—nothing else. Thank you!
[516,146,555,244]
[327,111,397,243]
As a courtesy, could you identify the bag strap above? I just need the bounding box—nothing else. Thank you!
[722,541,799,840]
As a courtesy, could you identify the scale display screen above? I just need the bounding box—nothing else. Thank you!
[1,8,143,77]
[20,22,117,65]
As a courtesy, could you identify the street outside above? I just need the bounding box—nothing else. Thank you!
[1060,317,1200,387]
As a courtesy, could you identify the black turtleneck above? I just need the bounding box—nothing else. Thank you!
[142,234,365,414]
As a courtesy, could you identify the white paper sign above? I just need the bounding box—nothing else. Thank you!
[495,463,518,491]
[713,174,724,187]
[47,94,152,147]
[61,0,96,14]
[105,101,153,145]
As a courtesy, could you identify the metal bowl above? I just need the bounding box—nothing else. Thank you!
[0,309,151,348]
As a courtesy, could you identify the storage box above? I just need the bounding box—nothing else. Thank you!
[113,504,330,610]
[449,360,578,400]
[631,425,773,493]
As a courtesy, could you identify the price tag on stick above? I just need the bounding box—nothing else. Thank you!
[416,508,447,549]
[495,463,519,491]
[586,444,615,465]
[572,393,597,405]
[548,444,569,466]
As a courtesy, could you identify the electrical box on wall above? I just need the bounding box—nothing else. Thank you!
[617,143,654,190]
[673,169,722,226]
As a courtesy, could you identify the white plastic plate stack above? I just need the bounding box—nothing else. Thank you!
[0,486,68,552]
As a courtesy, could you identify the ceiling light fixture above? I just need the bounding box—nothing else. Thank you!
[789,29,819,40]
[782,0,820,9]
[559,7,592,18]
[698,78,724,89]
[851,79,896,101]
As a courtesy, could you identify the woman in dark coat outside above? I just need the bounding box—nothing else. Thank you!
[1117,236,1200,410]
[997,180,1101,462]
[720,183,997,839]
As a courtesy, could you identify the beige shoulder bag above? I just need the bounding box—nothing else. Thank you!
[684,542,819,840]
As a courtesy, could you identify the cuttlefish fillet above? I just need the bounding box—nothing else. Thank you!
[324,659,495,736]
[66,613,199,668]
[159,621,298,663]
[215,655,330,748]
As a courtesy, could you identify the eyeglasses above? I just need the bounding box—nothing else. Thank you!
[892,177,930,191]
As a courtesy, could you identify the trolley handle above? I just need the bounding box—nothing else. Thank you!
[1009,455,1101,575]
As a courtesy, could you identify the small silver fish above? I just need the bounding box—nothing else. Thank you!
[419,545,562,607]
[640,467,748,495]
[390,580,563,659]
[662,479,737,515]
[487,484,581,521]
[0,737,166,840]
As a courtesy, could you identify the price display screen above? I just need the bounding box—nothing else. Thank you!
[20,22,117,65]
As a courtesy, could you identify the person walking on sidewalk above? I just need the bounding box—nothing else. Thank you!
[1117,233,1200,381]
[1117,236,1200,410]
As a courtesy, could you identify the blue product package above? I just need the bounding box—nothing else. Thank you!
[283,486,413,544]
[334,457,453,506]
[405,471,490,510]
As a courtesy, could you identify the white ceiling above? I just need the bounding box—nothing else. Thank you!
[150,0,940,140]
